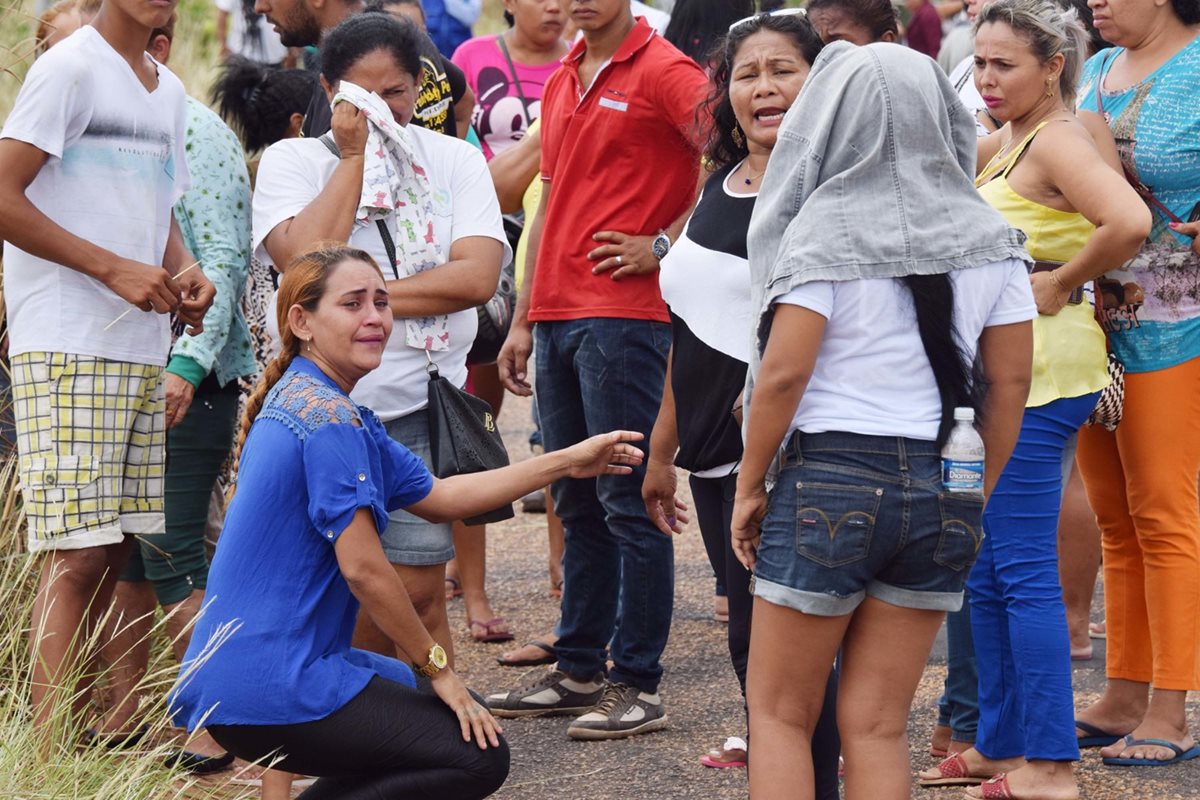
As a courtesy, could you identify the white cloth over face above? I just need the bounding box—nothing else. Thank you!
[332,81,449,352]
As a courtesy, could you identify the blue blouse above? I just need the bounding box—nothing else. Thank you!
[169,357,434,730]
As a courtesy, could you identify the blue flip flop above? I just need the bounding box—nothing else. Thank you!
[1076,719,1124,748]
[1102,735,1200,767]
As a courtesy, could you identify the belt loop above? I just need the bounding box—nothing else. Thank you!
[897,437,908,472]
[792,430,804,466]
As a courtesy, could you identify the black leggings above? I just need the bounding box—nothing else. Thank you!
[690,474,841,800]
[208,677,509,800]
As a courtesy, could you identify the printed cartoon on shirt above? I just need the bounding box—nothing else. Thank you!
[472,65,543,156]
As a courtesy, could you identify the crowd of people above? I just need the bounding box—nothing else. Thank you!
[0,0,1197,797]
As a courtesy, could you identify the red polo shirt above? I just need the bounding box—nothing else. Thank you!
[530,17,708,324]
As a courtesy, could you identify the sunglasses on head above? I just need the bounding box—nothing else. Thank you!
[727,6,806,33]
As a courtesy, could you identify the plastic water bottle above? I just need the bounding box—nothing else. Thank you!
[942,407,985,496]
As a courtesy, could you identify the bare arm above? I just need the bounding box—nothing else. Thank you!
[0,139,183,314]
[406,430,644,523]
[334,508,501,748]
[588,170,704,281]
[643,346,689,535]
[730,304,827,570]
[487,124,541,213]
[1025,125,1151,313]
[495,177,548,395]
[264,103,367,271]
[454,85,475,142]
[385,236,502,318]
[216,9,231,57]
[976,321,1032,498]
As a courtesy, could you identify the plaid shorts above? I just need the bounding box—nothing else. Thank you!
[12,352,166,552]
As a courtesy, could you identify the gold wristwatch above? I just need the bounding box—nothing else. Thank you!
[414,643,448,678]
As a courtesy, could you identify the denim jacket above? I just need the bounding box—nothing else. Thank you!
[167,98,256,388]
[744,43,1029,427]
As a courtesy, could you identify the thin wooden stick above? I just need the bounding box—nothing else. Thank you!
[103,261,200,331]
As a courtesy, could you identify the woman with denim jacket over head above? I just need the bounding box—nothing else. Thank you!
[917,2,1150,797]
[643,11,839,785]
[733,41,1036,800]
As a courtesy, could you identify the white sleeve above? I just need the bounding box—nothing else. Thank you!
[252,141,322,267]
[775,282,835,320]
[984,261,1038,327]
[0,46,93,160]
[447,141,513,267]
[169,87,192,205]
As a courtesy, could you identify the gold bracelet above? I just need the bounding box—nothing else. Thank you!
[1048,270,1069,294]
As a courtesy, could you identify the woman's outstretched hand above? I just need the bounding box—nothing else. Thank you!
[731,485,769,571]
[564,431,645,478]
[430,669,503,749]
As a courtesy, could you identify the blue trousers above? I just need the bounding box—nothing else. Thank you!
[535,319,674,693]
[968,393,1098,762]
[938,591,979,743]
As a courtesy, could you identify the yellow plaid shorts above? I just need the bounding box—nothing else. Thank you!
[12,352,166,552]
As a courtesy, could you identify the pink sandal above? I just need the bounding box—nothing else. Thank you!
[699,736,747,769]
[918,752,988,787]
[970,774,1015,799]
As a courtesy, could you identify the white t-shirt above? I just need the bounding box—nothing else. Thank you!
[0,26,190,365]
[776,259,1036,441]
[214,0,288,64]
[252,124,510,421]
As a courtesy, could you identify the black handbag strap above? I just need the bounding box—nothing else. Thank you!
[318,133,400,278]
[496,35,533,126]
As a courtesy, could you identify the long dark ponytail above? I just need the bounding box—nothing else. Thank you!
[902,274,983,447]
[211,57,317,154]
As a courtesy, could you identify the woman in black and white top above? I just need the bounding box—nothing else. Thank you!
[642,12,839,791]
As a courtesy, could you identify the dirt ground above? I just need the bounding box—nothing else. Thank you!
[194,392,1200,800]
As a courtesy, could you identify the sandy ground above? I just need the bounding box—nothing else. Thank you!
[193,391,1199,800]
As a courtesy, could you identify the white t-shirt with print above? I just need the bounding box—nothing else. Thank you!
[776,259,1036,441]
[0,26,190,366]
[252,124,510,421]
[213,0,288,64]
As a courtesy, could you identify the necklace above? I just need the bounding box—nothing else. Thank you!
[740,160,766,186]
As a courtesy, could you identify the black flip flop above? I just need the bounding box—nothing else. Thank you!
[496,640,555,667]
[164,748,236,775]
[1076,719,1124,748]
[82,724,150,750]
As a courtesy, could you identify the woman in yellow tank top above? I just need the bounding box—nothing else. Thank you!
[917,1,1150,799]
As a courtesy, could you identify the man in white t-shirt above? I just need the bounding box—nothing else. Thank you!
[215,0,289,64]
[0,0,214,737]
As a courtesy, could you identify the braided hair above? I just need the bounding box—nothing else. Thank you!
[211,57,317,153]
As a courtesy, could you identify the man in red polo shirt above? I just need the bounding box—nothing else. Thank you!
[490,0,706,740]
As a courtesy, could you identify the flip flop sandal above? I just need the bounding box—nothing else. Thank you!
[496,640,556,667]
[1075,719,1124,748]
[444,576,463,601]
[165,748,236,775]
[971,773,1015,799]
[699,736,747,769]
[83,724,150,750]
[549,579,564,599]
[919,752,989,787]
[1101,735,1200,767]
[1088,621,1106,640]
[470,617,515,643]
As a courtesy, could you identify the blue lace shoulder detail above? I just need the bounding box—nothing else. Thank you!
[257,370,362,440]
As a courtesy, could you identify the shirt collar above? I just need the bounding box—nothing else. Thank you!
[290,356,346,394]
[564,16,656,69]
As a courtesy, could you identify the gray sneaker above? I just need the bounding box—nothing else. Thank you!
[486,668,605,719]
[566,682,668,740]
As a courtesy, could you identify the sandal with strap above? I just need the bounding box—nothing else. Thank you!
[970,774,1015,799]
[470,617,515,643]
[700,736,747,769]
[919,752,989,787]
[444,576,463,601]
[497,639,556,667]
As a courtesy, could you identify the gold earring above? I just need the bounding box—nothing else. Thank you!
[732,125,744,148]
[1045,79,1055,97]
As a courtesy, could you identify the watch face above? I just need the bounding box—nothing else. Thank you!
[431,644,448,669]
[652,234,670,260]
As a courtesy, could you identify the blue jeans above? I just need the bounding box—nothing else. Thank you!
[535,319,673,693]
[937,594,979,743]
[969,392,1099,762]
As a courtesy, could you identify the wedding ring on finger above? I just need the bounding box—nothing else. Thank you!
[616,255,623,265]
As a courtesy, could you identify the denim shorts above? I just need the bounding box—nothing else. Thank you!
[380,409,454,566]
[753,431,984,616]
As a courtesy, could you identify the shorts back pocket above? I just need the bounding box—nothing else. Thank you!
[795,481,883,567]
[935,492,985,571]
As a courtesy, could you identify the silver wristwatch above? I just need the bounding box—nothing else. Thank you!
[652,231,671,261]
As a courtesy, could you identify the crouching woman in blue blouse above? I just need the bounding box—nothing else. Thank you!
[168,244,644,799]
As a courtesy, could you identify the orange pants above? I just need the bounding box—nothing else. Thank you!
[1077,356,1200,690]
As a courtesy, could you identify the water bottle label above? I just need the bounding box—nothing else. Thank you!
[943,459,984,492]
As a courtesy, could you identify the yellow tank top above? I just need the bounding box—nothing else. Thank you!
[976,121,1110,408]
